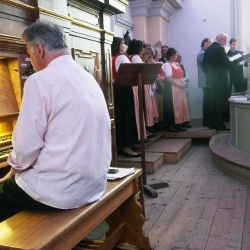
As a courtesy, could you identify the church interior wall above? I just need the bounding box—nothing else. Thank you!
[113,0,250,120]
[241,1,250,52]
[131,15,147,42]
[36,0,68,15]
[145,16,157,45]
[168,0,232,119]
[159,17,169,47]
[146,16,169,47]
[112,6,134,40]
[240,0,250,78]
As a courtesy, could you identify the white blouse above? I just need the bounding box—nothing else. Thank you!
[131,54,143,63]
[115,54,131,72]
[162,62,172,77]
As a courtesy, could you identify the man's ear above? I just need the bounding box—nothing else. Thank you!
[36,42,44,58]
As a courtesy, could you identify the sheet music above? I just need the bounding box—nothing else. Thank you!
[107,167,135,180]
[234,53,250,63]
[229,95,250,101]
[228,53,242,62]
[228,53,250,63]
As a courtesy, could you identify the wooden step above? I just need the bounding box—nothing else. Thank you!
[163,119,217,139]
[164,128,216,139]
[117,152,164,174]
[133,131,165,150]
[145,138,192,163]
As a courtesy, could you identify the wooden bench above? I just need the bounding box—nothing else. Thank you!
[0,169,151,250]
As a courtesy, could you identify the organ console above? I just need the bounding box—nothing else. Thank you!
[0,50,32,178]
[0,137,12,165]
[0,57,17,177]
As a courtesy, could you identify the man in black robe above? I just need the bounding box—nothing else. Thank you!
[202,33,230,131]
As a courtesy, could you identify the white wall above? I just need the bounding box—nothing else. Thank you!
[241,0,250,78]
[168,0,232,119]
[239,0,250,52]
[112,6,134,39]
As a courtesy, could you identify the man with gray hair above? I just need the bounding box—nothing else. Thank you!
[202,32,230,131]
[0,21,111,222]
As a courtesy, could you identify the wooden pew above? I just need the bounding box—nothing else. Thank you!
[0,169,151,250]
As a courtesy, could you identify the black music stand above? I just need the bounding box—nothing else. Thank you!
[113,63,169,198]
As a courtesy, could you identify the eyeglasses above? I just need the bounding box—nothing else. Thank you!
[222,38,227,42]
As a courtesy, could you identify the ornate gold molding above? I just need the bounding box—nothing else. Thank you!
[0,34,22,42]
[0,34,26,53]
[70,0,99,16]
[72,48,101,85]
[101,30,115,36]
[72,19,102,32]
[34,7,72,22]
[117,0,129,6]
[0,1,114,36]
[71,19,114,35]
[72,20,114,36]
[0,0,34,12]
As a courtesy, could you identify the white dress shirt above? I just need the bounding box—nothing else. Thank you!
[8,55,111,209]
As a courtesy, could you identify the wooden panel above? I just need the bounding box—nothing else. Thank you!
[145,138,192,164]
[72,48,101,85]
[0,122,14,136]
[7,58,21,109]
[0,36,27,54]
[0,59,19,115]
[117,152,164,174]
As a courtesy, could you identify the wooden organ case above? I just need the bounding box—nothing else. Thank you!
[0,0,128,177]
[0,0,37,178]
[0,35,32,177]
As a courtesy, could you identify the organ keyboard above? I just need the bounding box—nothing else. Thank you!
[0,148,12,163]
[0,135,12,147]
[0,135,12,175]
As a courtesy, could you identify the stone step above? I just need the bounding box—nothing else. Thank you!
[117,152,164,174]
[209,133,250,183]
[145,138,192,163]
